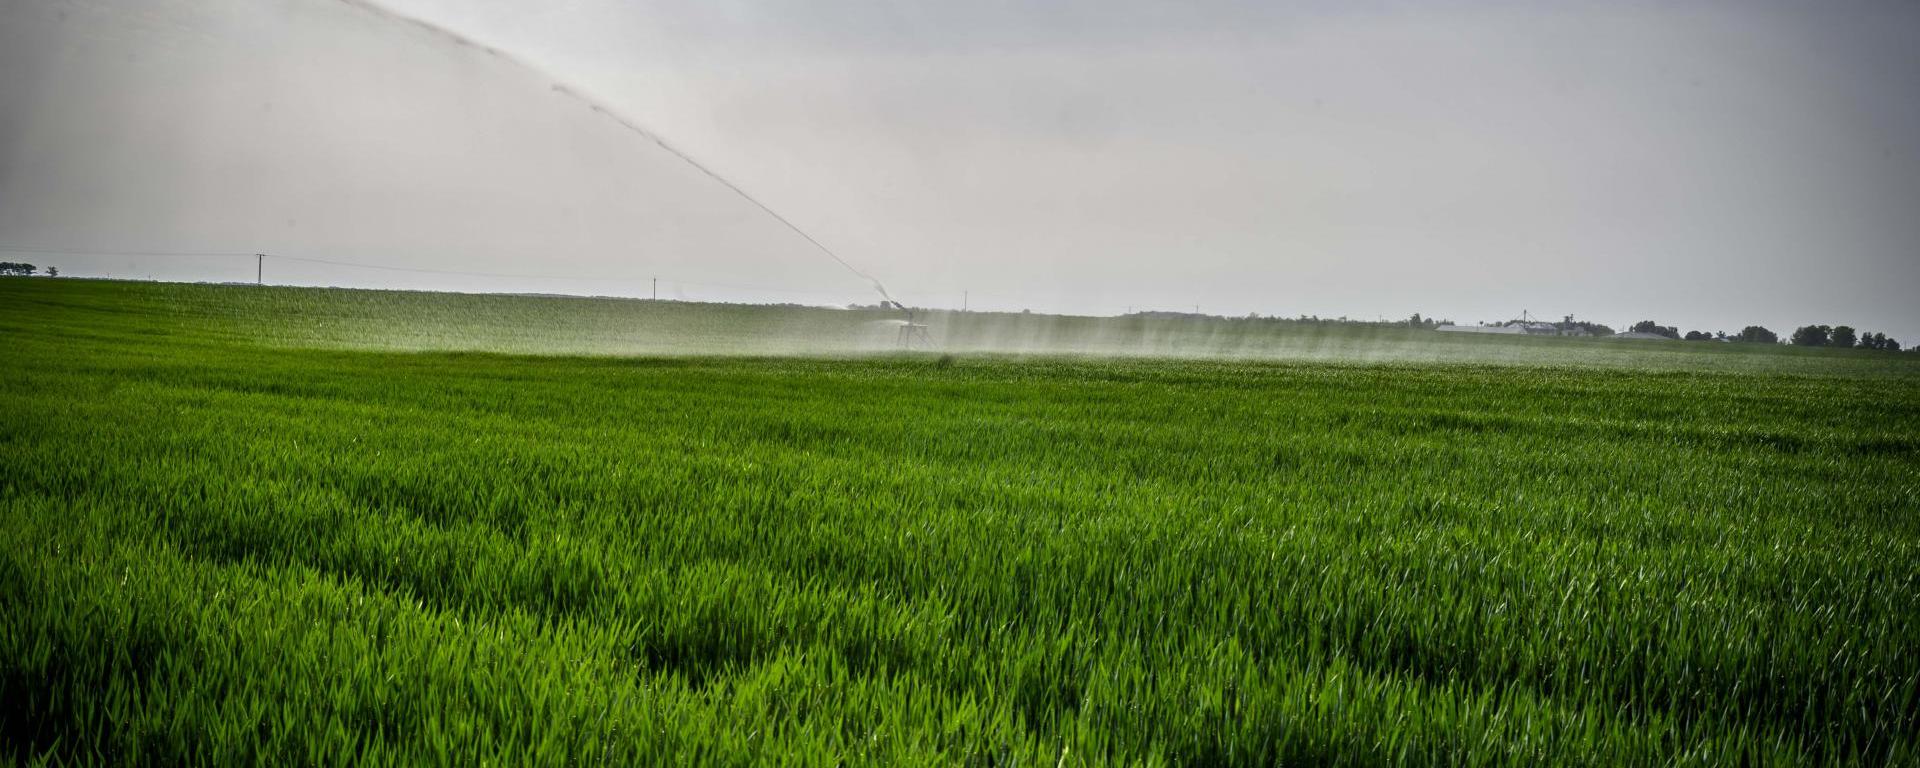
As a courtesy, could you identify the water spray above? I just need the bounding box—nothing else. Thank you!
[329,0,900,307]
[882,301,932,350]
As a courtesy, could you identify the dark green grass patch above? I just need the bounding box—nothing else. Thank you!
[2,278,1918,765]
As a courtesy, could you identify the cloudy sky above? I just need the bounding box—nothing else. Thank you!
[2,0,1917,337]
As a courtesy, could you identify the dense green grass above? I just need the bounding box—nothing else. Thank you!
[3,278,1917,765]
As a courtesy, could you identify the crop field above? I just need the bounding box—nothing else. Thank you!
[2,277,1918,765]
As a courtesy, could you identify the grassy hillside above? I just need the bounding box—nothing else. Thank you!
[2,278,1917,765]
[7,277,1914,374]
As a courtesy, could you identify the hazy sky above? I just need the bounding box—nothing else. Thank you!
[3,0,1917,337]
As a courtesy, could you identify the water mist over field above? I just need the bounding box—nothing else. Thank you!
[72,281,1903,375]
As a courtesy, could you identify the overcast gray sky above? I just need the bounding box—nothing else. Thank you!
[2,0,1917,337]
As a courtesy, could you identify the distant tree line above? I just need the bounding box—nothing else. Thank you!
[1559,317,1615,336]
[0,262,39,276]
[1623,319,1906,352]
[1790,324,1901,352]
[1401,313,1465,329]
[1626,322,1782,344]
[1631,320,1680,339]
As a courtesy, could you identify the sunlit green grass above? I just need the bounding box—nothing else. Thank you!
[2,278,1917,765]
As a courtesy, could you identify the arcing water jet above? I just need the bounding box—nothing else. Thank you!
[330,0,900,306]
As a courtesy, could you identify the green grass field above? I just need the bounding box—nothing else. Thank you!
[3,277,1917,765]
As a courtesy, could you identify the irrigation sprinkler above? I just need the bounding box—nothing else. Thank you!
[884,301,932,350]
[335,0,902,309]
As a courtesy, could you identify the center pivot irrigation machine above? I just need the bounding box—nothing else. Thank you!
[882,301,933,350]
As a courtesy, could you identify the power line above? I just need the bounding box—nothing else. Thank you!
[268,253,587,281]
[0,244,584,280]
[271,254,861,296]
[0,245,257,258]
[3,242,991,306]
[0,243,873,299]
[660,278,860,298]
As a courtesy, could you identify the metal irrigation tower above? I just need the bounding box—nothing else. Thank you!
[886,301,933,350]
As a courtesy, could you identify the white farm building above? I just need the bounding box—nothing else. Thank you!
[1436,322,1588,337]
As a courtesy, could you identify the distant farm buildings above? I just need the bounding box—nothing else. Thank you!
[1433,313,1615,338]
[1436,323,1525,335]
[1436,321,1593,337]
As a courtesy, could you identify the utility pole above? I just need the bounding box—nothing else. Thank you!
[256,254,263,285]
[652,276,657,301]
[963,291,968,312]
